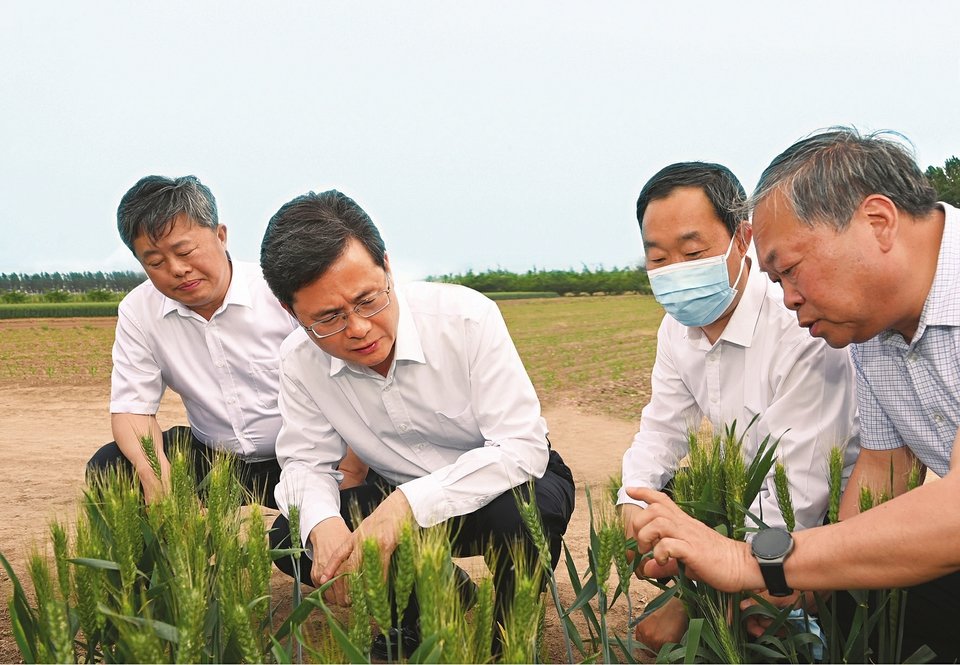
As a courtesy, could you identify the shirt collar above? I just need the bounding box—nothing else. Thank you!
[161,259,251,319]
[329,284,426,378]
[686,259,765,349]
[915,203,960,333]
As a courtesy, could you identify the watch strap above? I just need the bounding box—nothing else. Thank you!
[758,560,792,597]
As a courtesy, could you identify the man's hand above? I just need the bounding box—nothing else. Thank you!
[317,490,414,604]
[625,487,759,592]
[111,413,170,505]
[308,517,354,603]
[621,503,647,577]
[138,460,172,504]
[739,589,811,638]
[635,596,689,653]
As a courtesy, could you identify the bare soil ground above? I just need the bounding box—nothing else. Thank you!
[0,384,658,663]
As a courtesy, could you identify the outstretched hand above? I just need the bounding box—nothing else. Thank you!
[624,487,760,593]
[316,489,413,604]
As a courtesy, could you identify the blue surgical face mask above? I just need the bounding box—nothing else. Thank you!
[646,232,746,327]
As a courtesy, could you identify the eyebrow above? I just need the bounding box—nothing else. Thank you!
[644,230,704,250]
[307,285,380,320]
[140,239,195,258]
[761,248,778,271]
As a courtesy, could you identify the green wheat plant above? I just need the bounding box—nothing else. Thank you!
[815,453,935,664]
[625,419,839,664]
[0,437,326,664]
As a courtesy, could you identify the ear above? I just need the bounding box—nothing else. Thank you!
[216,223,228,246]
[736,223,753,255]
[859,195,898,253]
[280,300,297,320]
[383,252,391,277]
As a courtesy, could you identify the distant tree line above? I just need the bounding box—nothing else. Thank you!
[0,271,145,294]
[926,156,960,207]
[426,266,650,295]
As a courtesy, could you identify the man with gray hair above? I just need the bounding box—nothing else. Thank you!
[86,175,299,507]
[624,128,960,660]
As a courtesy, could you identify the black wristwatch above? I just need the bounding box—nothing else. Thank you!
[751,528,795,597]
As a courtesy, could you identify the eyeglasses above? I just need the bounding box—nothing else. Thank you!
[301,277,392,339]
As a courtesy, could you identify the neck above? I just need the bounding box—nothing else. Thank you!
[890,207,945,341]
[700,257,750,345]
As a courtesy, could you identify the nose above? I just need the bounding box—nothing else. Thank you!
[343,312,372,338]
[169,256,191,278]
[781,281,804,311]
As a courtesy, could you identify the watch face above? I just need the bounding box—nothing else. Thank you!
[753,528,793,560]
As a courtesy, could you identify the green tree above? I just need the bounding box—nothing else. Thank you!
[41,289,72,303]
[926,156,960,207]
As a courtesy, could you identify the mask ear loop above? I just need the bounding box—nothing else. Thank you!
[727,224,747,289]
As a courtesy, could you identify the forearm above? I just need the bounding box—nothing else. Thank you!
[400,441,547,527]
[787,474,960,590]
[110,413,168,478]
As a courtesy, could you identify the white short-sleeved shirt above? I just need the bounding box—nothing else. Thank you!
[852,203,960,477]
[274,281,550,541]
[619,261,861,531]
[110,260,297,460]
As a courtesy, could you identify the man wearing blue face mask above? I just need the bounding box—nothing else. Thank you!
[617,162,861,650]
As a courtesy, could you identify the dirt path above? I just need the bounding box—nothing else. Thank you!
[0,386,657,663]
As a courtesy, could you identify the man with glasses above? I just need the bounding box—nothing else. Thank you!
[620,162,860,649]
[260,189,575,656]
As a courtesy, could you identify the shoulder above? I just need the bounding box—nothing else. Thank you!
[279,327,311,358]
[117,278,161,318]
[403,281,496,321]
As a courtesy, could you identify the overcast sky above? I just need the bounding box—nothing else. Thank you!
[3,1,959,282]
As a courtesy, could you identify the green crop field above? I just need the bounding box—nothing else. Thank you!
[0,295,664,419]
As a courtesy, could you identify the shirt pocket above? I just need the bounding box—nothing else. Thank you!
[248,358,281,409]
[434,404,480,447]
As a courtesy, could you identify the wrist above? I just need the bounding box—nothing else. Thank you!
[740,540,765,590]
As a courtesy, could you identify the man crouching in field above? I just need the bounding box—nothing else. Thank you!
[259,189,575,657]
[618,162,861,649]
[86,175,300,507]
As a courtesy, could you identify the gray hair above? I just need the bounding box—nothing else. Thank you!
[750,127,938,230]
[117,175,219,252]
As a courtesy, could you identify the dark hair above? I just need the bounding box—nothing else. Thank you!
[751,127,939,230]
[260,190,386,307]
[117,175,218,252]
[636,162,746,237]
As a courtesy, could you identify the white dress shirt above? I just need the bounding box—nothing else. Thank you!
[619,261,861,531]
[110,260,297,460]
[274,281,550,542]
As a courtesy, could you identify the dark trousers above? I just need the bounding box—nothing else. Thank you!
[834,570,960,661]
[270,449,576,626]
[87,425,281,509]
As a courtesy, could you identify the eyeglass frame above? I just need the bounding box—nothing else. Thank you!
[299,275,393,340]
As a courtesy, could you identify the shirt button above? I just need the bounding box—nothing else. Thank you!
[399,423,408,432]
[933,413,944,424]
[227,397,236,404]
[216,360,225,368]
